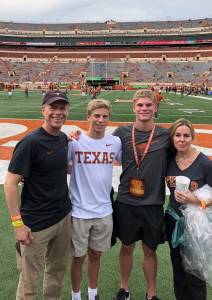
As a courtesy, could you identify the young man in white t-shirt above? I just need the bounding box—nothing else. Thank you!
[68,99,122,300]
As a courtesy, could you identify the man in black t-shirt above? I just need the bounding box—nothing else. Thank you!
[4,90,71,300]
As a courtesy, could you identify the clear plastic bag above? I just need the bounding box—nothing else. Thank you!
[180,185,212,286]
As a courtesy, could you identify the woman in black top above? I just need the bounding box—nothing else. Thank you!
[166,118,212,300]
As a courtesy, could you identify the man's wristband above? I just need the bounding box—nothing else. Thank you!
[11,214,22,221]
[12,220,24,228]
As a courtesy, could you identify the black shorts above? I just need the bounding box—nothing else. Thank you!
[114,201,164,250]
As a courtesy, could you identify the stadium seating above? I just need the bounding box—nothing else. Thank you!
[0,18,212,86]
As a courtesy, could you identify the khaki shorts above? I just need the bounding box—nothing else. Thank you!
[71,214,113,257]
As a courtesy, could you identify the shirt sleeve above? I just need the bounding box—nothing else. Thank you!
[115,136,122,163]
[68,141,74,161]
[8,137,33,178]
[113,126,122,138]
[205,159,212,187]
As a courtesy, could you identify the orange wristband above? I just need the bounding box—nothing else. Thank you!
[200,199,206,209]
[11,214,22,221]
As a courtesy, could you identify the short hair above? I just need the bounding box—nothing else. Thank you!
[132,90,157,105]
[170,118,195,141]
[87,99,112,116]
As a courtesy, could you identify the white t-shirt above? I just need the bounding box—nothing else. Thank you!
[68,132,122,219]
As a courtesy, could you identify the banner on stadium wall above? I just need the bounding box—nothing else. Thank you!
[1,39,212,47]
[0,41,56,46]
[58,83,68,87]
[86,77,102,81]
[86,77,120,81]
[133,84,150,89]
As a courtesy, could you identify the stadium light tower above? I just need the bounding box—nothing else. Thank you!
[106,59,108,79]
[91,60,94,80]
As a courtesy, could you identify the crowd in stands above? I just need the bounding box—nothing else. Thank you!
[0,59,211,87]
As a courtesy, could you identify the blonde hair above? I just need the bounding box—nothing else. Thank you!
[170,118,195,141]
[132,90,157,105]
[87,99,112,116]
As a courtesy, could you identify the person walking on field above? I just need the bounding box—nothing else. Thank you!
[24,86,29,97]
[155,90,165,118]
[4,90,72,300]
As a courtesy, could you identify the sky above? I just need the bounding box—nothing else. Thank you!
[0,0,212,24]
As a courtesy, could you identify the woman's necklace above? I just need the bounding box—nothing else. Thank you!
[176,148,197,169]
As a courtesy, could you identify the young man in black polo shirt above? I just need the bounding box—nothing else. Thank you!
[4,90,71,300]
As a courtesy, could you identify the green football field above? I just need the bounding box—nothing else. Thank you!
[0,89,212,124]
[0,89,212,299]
[1,187,212,300]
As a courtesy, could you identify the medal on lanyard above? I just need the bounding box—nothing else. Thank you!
[129,125,156,197]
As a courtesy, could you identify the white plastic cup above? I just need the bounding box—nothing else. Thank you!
[175,176,190,192]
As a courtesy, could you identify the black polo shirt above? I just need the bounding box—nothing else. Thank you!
[8,127,71,231]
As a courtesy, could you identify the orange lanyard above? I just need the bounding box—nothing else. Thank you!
[132,124,156,170]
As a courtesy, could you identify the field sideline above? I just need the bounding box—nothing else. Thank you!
[0,89,212,123]
[0,89,212,299]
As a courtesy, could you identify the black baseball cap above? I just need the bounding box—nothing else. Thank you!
[42,90,69,105]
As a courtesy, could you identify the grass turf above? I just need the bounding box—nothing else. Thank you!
[1,187,212,299]
[0,89,212,124]
[0,89,211,299]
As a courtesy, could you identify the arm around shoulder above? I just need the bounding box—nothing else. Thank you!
[114,135,122,163]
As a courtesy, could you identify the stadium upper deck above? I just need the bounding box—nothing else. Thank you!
[0,19,212,48]
[0,19,211,86]
[0,18,212,37]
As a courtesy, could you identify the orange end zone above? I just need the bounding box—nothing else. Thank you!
[0,119,211,160]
